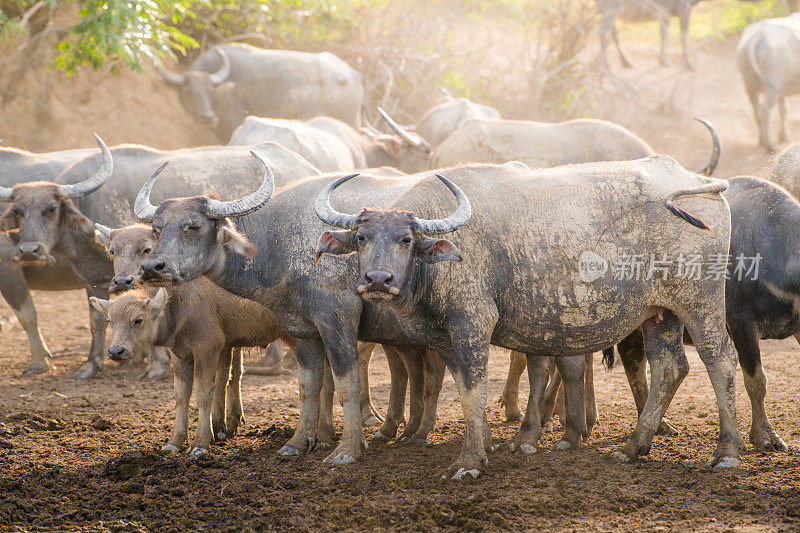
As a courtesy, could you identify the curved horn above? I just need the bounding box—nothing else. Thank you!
[204,151,274,219]
[94,223,113,239]
[58,133,113,198]
[361,108,384,137]
[377,107,430,150]
[314,173,361,229]
[154,58,187,86]
[692,117,721,177]
[208,46,231,86]
[413,174,471,235]
[134,162,169,222]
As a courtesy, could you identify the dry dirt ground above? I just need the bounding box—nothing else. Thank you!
[2,31,800,533]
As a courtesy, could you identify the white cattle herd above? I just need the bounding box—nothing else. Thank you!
[3,10,800,479]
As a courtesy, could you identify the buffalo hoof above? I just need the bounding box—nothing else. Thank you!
[324,450,356,465]
[656,418,679,436]
[519,443,537,455]
[316,440,332,449]
[215,431,227,442]
[362,414,383,427]
[188,446,207,457]
[707,456,741,469]
[542,420,554,433]
[161,444,180,453]
[610,450,633,464]
[751,430,788,453]
[400,435,426,444]
[361,405,384,427]
[73,363,100,380]
[555,440,576,451]
[442,453,488,480]
[371,430,392,441]
[278,444,302,456]
[22,362,49,375]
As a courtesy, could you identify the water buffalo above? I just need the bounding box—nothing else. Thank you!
[611,176,800,453]
[737,14,800,152]
[228,116,428,173]
[598,0,701,70]
[429,117,720,175]
[0,143,100,375]
[3,141,319,379]
[157,44,364,140]
[91,283,260,455]
[314,157,741,477]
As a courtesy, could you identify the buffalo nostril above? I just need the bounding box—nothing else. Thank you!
[385,274,394,284]
[365,274,373,284]
[108,346,126,359]
[153,262,165,272]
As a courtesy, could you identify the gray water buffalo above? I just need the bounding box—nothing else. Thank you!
[228,116,428,173]
[0,143,101,374]
[610,176,800,453]
[2,141,319,379]
[429,116,720,175]
[314,157,741,477]
[157,44,364,140]
[598,0,702,70]
[398,97,502,148]
[737,14,800,152]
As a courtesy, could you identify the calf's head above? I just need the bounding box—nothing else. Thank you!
[90,288,167,361]
[95,223,156,293]
[134,152,268,284]
[0,134,112,265]
[314,173,470,302]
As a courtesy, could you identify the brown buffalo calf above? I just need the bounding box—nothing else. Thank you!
[91,282,281,455]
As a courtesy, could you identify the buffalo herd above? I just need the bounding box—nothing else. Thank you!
[4,9,800,480]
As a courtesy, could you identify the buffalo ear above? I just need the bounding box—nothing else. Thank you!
[315,230,355,263]
[418,237,462,264]
[94,229,111,249]
[0,210,18,232]
[62,201,95,235]
[89,297,110,319]
[217,223,258,258]
[377,137,405,159]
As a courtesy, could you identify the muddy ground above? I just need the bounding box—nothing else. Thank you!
[2,26,800,533]
[0,289,799,532]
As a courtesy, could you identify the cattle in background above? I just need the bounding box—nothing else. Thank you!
[315,158,740,477]
[737,14,800,152]
[157,44,364,141]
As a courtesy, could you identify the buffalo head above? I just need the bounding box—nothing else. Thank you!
[134,152,268,284]
[90,288,167,362]
[156,46,232,128]
[314,173,470,301]
[95,223,156,293]
[0,134,113,265]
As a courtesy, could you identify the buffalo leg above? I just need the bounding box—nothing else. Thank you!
[373,344,408,440]
[617,329,679,436]
[584,353,598,434]
[779,97,789,143]
[553,354,588,450]
[613,312,688,463]
[760,88,779,152]
[731,323,787,452]
[510,355,551,454]
[316,358,336,447]
[409,349,445,442]
[279,338,325,456]
[679,7,694,70]
[212,347,232,441]
[659,16,671,67]
[74,285,109,380]
[226,347,245,437]
[358,342,383,426]
[396,347,426,441]
[164,353,193,452]
[540,362,560,431]
[188,346,217,456]
[500,351,526,421]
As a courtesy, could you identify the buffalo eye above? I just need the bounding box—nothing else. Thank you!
[186,225,201,232]
[132,317,143,326]
[108,250,116,256]
[152,228,161,238]
[400,236,412,245]
[44,206,57,216]
[356,234,366,244]
[141,248,151,255]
